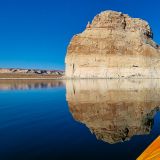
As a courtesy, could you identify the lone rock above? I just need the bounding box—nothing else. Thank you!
[65,10,160,78]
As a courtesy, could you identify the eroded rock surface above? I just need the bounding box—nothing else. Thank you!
[66,80,160,144]
[65,11,160,78]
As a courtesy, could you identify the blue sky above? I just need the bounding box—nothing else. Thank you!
[0,0,159,70]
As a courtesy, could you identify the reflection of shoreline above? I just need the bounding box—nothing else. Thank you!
[0,80,65,90]
[0,78,64,79]
[66,79,160,144]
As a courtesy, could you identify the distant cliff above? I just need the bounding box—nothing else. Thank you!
[65,10,160,78]
[0,68,64,78]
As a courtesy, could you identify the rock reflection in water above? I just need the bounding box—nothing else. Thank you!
[66,79,160,144]
[0,80,65,90]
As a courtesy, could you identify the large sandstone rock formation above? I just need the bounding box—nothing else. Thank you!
[66,80,160,144]
[65,11,160,78]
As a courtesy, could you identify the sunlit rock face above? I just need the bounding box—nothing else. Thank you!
[66,80,160,144]
[65,10,160,78]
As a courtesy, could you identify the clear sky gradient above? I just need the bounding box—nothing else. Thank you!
[0,0,159,70]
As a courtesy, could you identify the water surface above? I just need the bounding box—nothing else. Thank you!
[0,79,160,160]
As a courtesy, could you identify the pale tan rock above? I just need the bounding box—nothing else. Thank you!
[65,11,160,78]
[66,79,160,144]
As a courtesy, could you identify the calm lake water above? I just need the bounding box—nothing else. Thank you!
[0,79,160,160]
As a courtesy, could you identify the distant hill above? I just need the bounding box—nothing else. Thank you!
[0,68,64,79]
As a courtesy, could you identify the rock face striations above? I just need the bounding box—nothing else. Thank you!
[65,11,160,78]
